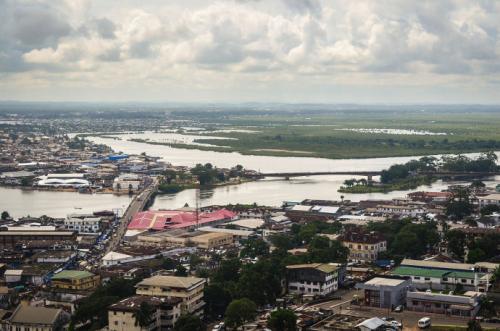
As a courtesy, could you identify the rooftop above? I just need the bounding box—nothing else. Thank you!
[137,275,205,289]
[10,305,62,325]
[52,270,95,280]
[401,258,474,271]
[364,277,408,287]
[286,263,338,274]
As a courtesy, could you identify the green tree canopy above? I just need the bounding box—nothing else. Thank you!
[224,298,257,330]
[267,309,297,331]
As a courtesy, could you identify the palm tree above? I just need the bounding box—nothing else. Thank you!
[133,302,155,329]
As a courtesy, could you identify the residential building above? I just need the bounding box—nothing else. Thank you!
[113,173,142,192]
[0,230,77,249]
[478,193,500,208]
[5,305,70,331]
[51,270,100,291]
[108,295,182,331]
[356,276,411,309]
[135,276,206,316]
[286,263,339,297]
[406,291,484,318]
[338,231,386,262]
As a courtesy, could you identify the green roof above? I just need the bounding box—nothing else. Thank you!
[392,266,478,280]
[52,270,94,280]
[391,266,448,278]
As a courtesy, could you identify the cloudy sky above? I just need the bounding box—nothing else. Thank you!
[1,0,500,104]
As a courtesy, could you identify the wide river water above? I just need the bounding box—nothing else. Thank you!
[2,133,498,218]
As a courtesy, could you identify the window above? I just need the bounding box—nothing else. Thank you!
[424,277,430,281]
[414,276,420,280]
[461,279,466,283]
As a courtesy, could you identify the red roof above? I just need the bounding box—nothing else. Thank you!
[128,209,236,230]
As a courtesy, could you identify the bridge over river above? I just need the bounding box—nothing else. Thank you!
[257,171,500,179]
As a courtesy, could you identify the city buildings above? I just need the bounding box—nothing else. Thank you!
[51,270,100,291]
[338,230,387,263]
[356,276,411,309]
[286,263,340,297]
[135,276,206,316]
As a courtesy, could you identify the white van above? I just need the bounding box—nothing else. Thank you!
[418,317,431,329]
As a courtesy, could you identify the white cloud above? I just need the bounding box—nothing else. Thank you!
[0,0,500,102]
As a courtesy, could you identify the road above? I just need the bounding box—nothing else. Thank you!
[105,177,159,254]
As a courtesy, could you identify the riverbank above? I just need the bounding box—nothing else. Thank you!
[338,176,436,194]
[158,178,256,194]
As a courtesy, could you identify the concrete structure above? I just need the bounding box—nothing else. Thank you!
[136,276,206,316]
[391,259,496,292]
[406,291,484,318]
[5,305,69,331]
[356,276,411,309]
[51,270,100,291]
[65,214,102,233]
[478,193,500,208]
[339,231,386,263]
[286,263,339,297]
[138,231,233,250]
[113,173,142,192]
[0,230,77,249]
[108,295,182,331]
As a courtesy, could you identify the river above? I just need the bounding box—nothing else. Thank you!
[2,134,498,218]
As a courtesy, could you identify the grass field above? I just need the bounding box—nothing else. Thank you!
[163,107,500,159]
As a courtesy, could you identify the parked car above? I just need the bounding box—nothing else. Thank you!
[394,305,404,312]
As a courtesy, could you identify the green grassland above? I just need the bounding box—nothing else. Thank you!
[164,108,500,159]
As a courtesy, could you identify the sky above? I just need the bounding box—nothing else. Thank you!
[1,0,500,104]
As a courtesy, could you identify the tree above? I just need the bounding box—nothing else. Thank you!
[267,309,297,331]
[480,204,500,216]
[133,302,155,328]
[467,248,486,264]
[204,283,232,319]
[1,211,10,220]
[225,298,257,330]
[173,314,204,331]
[240,238,269,258]
[446,187,473,220]
[174,265,188,276]
[162,257,177,270]
[445,230,467,260]
[467,319,482,331]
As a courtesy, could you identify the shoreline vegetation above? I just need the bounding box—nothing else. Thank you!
[338,152,499,194]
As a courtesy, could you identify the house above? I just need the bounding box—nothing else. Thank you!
[108,295,182,331]
[286,263,339,297]
[406,290,484,318]
[5,305,70,331]
[51,270,100,291]
[338,231,386,263]
[356,276,411,309]
[135,276,206,316]
[478,193,500,208]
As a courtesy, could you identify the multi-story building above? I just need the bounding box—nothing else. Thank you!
[135,276,205,316]
[286,263,339,297]
[356,276,411,309]
[478,193,500,208]
[64,214,102,233]
[51,270,100,291]
[3,305,70,331]
[0,230,77,249]
[406,291,484,318]
[108,295,182,331]
[391,259,497,292]
[339,231,386,262]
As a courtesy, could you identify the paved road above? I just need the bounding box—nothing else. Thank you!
[105,177,159,254]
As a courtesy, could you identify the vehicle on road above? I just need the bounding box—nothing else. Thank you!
[418,317,431,329]
[394,305,403,312]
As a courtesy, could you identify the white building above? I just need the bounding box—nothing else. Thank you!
[286,263,339,297]
[478,194,500,208]
[65,214,102,233]
[113,174,142,192]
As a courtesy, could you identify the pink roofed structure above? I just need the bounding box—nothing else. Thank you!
[127,209,236,231]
